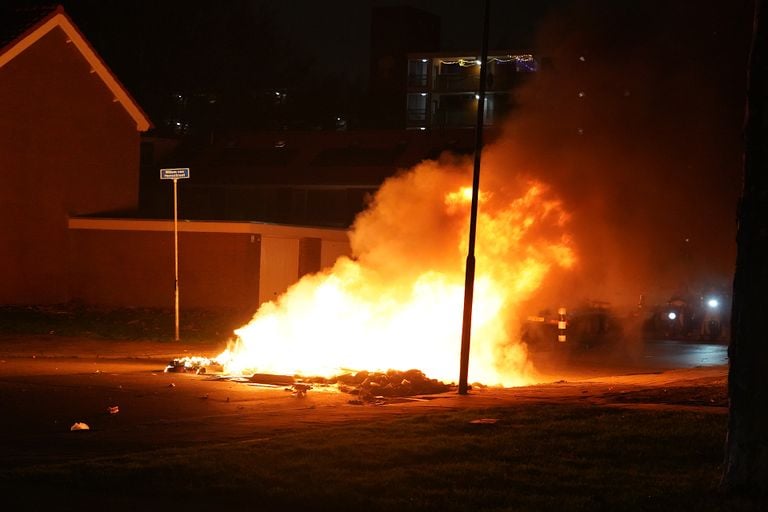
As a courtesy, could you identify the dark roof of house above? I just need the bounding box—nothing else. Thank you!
[135,128,491,227]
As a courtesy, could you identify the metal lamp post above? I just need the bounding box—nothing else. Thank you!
[458,0,490,395]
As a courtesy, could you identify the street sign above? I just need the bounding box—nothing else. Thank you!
[160,168,190,180]
[159,166,189,341]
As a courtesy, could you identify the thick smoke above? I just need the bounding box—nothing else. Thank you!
[221,1,752,383]
[349,156,470,287]
[487,0,752,310]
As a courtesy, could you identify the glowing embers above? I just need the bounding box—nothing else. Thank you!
[217,159,576,387]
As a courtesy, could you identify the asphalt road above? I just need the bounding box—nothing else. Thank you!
[636,339,728,368]
[530,339,728,381]
[0,336,728,472]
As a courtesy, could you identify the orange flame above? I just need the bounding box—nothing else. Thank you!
[217,159,575,386]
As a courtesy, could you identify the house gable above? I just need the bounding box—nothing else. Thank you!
[0,5,151,132]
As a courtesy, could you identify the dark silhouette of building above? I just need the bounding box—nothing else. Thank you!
[369,6,440,128]
[139,128,485,228]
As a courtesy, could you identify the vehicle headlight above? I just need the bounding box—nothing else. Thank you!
[707,298,719,309]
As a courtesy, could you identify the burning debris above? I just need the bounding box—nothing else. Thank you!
[172,154,576,388]
[254,368,449,401]
[165,356,222,374]
[214,166,575,387]
[331,369,449,400]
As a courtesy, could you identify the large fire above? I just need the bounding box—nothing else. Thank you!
[216,158,575,386]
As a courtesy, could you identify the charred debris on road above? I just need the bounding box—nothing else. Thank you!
[165,357,451,404]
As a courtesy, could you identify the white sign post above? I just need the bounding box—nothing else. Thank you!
[160,168,190,341]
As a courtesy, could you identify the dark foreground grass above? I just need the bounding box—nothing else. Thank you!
[1,403,731,511]
[0,304,249,341]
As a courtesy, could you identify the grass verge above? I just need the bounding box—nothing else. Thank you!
[1,403,731,511]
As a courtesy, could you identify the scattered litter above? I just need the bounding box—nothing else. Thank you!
[469,418,499,425]
[70,422,90,431]
[107,405,119,415]
[291,384,311,397]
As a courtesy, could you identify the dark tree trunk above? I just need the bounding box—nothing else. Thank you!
[722,0,768,499]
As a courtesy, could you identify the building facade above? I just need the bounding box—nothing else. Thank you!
[0,7,351,312]
[0,7,150,304]
[67,218,350,311]
[406,51,537,129]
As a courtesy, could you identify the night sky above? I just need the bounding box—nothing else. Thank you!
[2,0,756,305]
[2,2,752,134]
[2,0,562,126]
